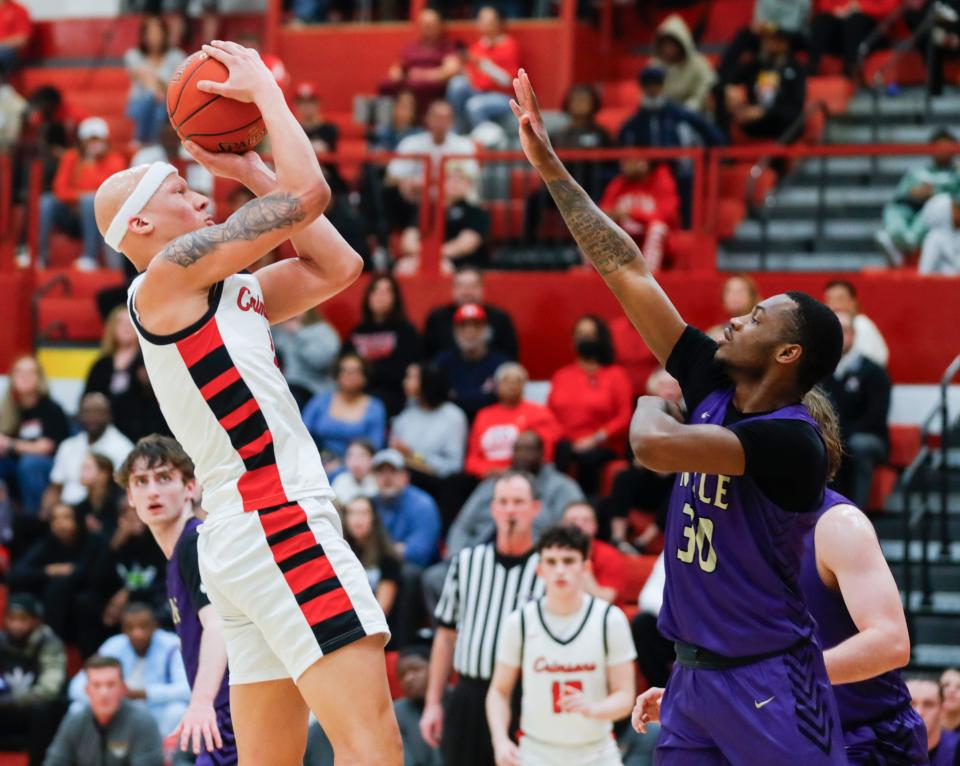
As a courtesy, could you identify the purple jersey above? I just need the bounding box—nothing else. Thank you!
[657,387,821,657]
[801,489,913,727]
[932,729,960,766]
[167,517,231,709]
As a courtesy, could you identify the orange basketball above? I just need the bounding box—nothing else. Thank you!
[167,49,266,153]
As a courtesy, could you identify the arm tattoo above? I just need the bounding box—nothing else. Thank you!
[545,179,645,276]
[162,192,306,268]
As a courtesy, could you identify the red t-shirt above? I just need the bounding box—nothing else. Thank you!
[599,165,680,233]
[547,363,633,449]
[53,149,127,204]
[0,2,31,42]
[466,35,519,93]
[591,539,626,603]
[815,0,897,19]
[465,400,561,477]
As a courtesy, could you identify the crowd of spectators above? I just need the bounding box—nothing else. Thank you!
[0,257,915,763]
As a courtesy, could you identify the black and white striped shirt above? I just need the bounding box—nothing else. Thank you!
[435,543,544,681]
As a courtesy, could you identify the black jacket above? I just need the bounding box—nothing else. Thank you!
[821,354,891,446]
[423,303,519,361]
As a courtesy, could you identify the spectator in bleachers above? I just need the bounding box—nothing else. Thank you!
[548,315,632,497]
[384,99,477,235]
[372,448,442,568]
[561,500,626,604]
[344,275,421,416]
[340,495,404,642]
[331,439,379,504]
[718,0,812,82]
[44,655,164,766]
[391,362,468,482]
[74,453,123,538]
[124,15,186,146]
[652,15,717,113]
[919,210,960,275]
[0,0,30,77]
[434,303,509,420]
[523,83,612,245]
[379,8,461,116]
[876,128,960,266]
[706,272,762,341]
[423,266,519,359]
[620,64,724,227]
[273,308,342,410]
[722,25,806,140]
[823,279,889,367]
[808,0,898,77]
[942,668,960,732]
[294,81,338,154]
[0,72,25,149]
[397,161,490,274]
[0,355,69,516]
[908,677,960,765]
[84,307,166,443]
[9,503,108,647]
[83,504,168,656]
[392,646,442,766]
[599,157,679,272]
[40,117,126,271]
[69,603,189,736]
[368,89,420,151]
[465,362,560,479]
[0,593,67,766]
[302,353,388,460]
[822,311,891,510]
[630,553,672,688]
[41,393,134,515]
[446,6,520,131]
[444,430,583,560]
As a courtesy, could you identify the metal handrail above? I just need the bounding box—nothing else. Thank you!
[936,354,960,554]
[855,3,910,83]
[901,444,934,641]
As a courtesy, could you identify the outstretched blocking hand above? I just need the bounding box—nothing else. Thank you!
[509,69,556,171]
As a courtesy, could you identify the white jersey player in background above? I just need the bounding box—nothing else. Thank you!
[93,40,401,766]
[487,524,637,766]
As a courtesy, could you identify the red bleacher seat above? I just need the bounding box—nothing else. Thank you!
[0,752,28,766]
[619,554,657,609]
[485,199,524,241]
[868,466,898,513]
[600,459,628,497]
[595,107,632,139]
[888,424,922,469]
[806,76,854,115]
[702,0,755,45]
[509,167,539,200]
[37,296,104,342]
[602,79,640,110]
[715,198,746,239]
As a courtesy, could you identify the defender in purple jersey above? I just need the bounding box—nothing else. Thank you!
[117,436,236,765]
[508,69,845,764]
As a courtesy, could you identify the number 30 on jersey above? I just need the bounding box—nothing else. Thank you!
[677,503,717,573]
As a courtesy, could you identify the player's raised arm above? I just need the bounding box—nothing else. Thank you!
[147,41,330,293]
[510,69,685,365]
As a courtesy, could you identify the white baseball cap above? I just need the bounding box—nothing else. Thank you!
[78,117,109,141]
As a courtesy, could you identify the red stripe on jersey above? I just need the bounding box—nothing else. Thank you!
[237,429,273,460]
[219,398,261,431]
[200,367,241,400]
[283,555,336,595]
[175,317,223,366]
[300,587,354,627]
[237,464,287,511]
[258,503,305,538]
[269,529,317,563]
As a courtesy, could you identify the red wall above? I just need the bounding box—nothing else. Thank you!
[318,271,960,385]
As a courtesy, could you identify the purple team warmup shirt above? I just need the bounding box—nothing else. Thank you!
[167,516,230,709]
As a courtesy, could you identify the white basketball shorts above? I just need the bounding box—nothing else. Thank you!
[197,496,389,684]
[519,734,623,766]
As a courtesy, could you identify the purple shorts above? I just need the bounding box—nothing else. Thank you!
[655,642,847,765]
[843,704,929,765]
[195,704,237,766]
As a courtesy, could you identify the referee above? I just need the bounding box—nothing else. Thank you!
[420,470,545,766]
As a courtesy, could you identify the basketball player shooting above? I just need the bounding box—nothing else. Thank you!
[511,69,848,764]
[94,41,401,765]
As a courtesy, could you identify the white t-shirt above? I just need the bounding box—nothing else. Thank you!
[497,595,636,747]
[331,472,378,504]
[852,313,889,368]
[50,425,134,505]
[386,130,478,183]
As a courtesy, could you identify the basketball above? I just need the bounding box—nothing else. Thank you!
[166,48,266,153]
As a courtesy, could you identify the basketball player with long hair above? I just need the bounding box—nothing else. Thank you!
[511,68,846,763]
[94,41,400,765]
[633,390,928,764]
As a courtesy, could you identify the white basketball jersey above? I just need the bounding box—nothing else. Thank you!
[128,273,333,518]
[518,596,617,747]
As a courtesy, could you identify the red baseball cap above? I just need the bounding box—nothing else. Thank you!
[294,81,319,101]
[453,303,487,324]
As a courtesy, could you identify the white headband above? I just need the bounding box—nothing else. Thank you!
[104,162,178,251]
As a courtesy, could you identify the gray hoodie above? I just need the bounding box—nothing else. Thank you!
[653,15,717,113]
[43,700,163,766]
